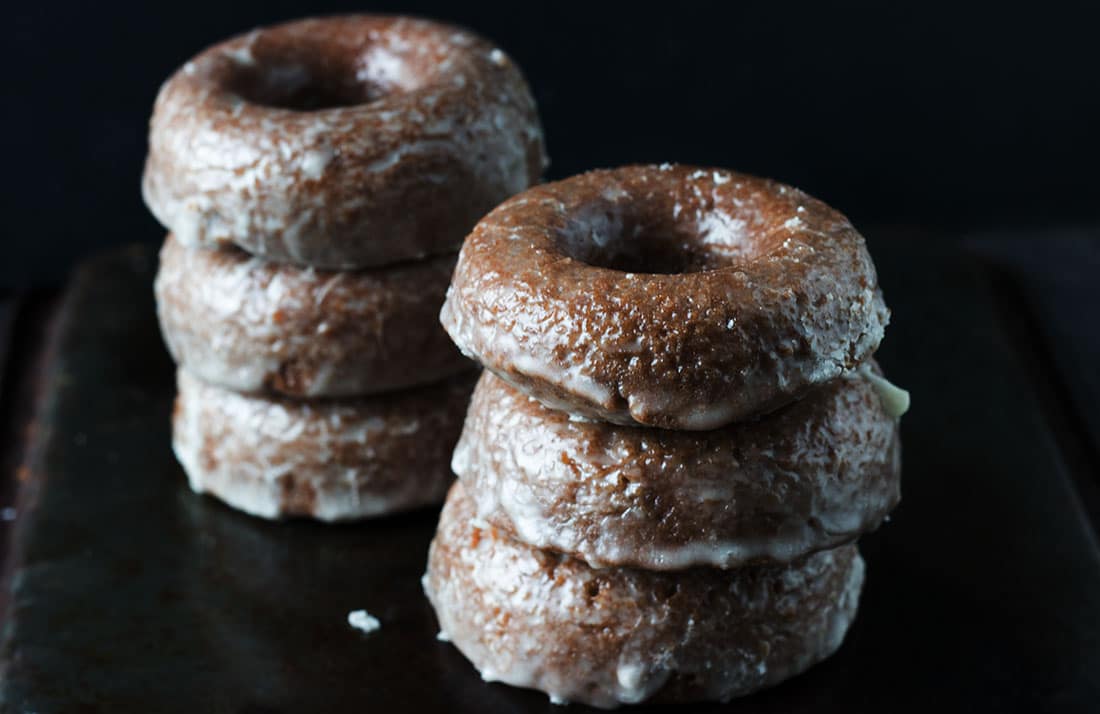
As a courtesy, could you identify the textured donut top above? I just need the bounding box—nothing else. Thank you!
[442,164,890,429]
[143,15,547,268]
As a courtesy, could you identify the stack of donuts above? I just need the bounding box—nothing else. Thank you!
[425,165,908,707]
[142,16,545,520]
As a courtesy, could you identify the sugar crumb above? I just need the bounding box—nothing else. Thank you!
[347,609,381,634]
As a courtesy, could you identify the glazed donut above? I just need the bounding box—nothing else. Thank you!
[172,369,475,521]
[453,367,900,570]
[425,483,863,708]
[441,164,890,430]
[143,15,546,269]
[155,235,470,398]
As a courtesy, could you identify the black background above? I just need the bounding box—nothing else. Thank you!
[4,1,1098,288]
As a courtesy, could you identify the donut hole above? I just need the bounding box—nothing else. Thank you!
[557,229,712,274]
[554,201,783,275]
[222,37,431,111]
[227,63,383,110]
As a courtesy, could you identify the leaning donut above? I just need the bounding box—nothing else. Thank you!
[155,234,470,398]
[453,368,900,570]
[441,164,890,430]
[425,482,864,708]
[172,370,474,521]
[143,15,546,268]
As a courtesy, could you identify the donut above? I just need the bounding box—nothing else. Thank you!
[453,367,900,570]
[441,164,890,430]
[425,482,863,708]
[155,235,471,398]
[143,15,547,269]
[172,369,475,521]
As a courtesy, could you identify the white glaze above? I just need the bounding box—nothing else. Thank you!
[425,485,866,709]
[454,370,901,569]
[440,165,891,430]
[143,16,547,269]
[172,369,472,521]
[860,363,911,417]
[155,236,468,398]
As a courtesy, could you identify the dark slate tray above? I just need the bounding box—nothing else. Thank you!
[0,236,1098,713]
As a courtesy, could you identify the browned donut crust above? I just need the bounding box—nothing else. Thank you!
[454,368,900,570]
[441,164,889,430]
[143,15,546,269]
[172,370,475,521]
[425,483,863,708]
[155,235,470,398]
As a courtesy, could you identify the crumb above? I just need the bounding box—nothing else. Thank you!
[347,609,381,634]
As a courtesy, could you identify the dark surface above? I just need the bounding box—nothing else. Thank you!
[968,231,1100,465]
[0,291,60,615]
[0,235,1099,712]
[0,300,15,403]
[5,2,1100,289]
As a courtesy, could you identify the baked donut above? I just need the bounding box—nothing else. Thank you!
[172,369,475,521]
[155,235,470,398]
[454,367,901,570]
[143,15,546,269]
[425,483,863,708]
[441,164,890,430]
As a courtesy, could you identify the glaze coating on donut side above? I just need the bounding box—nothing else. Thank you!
[441,164,890,430]
[144,15,547,268]
[172,370,475,521]
[155,235,471,398]
[425,483,864,708]
[454,368,900,570]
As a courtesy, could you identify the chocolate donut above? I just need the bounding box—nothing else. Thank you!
[425,483,863,708]
[441,164,889,430]
[454,367,900,570]
[155,235,470,398]
[172,369,475,521]
[143,15,546,269]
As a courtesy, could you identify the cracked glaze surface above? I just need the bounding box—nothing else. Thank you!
[425,483,863,708]
[156,235,470,398]
[441,164,890,429]
[172,369,475,521]
[454,368,900,570]
[144,15,547,268]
